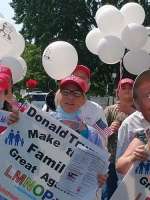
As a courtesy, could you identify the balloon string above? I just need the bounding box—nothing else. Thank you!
[120,59,123,81]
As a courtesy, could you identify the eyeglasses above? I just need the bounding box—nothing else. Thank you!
[60,88,83,97]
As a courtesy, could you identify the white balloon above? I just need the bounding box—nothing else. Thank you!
[97,35,125,64]
[120,3,145,25]
[123,50,150,75]
[121,23,148,50]
[42,41,78,80]
[6,32,25,57]
[95,5,115,21]
[142,27,150,53]
[0,13,4,18]
[85,28,104,54]
[96,6,125,36]
[0,19,16,58]
[0,56,25,83]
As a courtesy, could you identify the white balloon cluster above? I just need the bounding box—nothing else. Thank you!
[42,41,78,80]
[0,12,27,83]
[86,3,150,75]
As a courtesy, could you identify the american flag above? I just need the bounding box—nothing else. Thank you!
[93,119,112,137]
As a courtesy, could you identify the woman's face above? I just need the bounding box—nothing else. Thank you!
[59,83,85,113]
[118,83,133,102]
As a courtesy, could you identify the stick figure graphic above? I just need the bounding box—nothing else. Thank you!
[7,129,14,145]
[14,131,21,146]
[0,22,12,40]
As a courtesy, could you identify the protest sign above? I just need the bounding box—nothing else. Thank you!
[0,104,109,200]
[111,159,150,199]
[57,145,108,200]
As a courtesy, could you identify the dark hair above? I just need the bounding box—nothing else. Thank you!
[45,90,56,111]
[3,101,12,111]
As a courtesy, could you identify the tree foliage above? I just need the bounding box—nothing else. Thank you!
[11,0,150,95]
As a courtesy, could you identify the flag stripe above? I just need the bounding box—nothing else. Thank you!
[93,119,112,136]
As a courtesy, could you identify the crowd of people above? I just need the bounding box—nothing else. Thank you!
[0,63,150,200]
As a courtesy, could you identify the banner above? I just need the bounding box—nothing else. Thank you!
[0,104,109,200]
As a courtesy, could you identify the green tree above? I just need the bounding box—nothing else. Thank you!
[11,0,150,96]
[11,0,110,95]
[15,43,57,92]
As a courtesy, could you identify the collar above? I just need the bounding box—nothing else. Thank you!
[136,111,150,125]
[56,106,81,121]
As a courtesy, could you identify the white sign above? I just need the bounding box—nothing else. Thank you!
[57,146,108,200]
[111,160,150,200]
[0,104,109,200]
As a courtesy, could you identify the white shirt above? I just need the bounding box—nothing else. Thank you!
[116,111,150,159]
[80,100,108,147]
[80,100,107,126]
[116,111,150,181]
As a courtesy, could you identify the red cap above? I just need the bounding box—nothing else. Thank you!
[60,75,89,93]
[0,74,10,92]
[73,65,91,79]
[118,78,134,89]
[0,64,12,78]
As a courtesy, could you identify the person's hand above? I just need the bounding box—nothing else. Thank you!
[131,145,149,161]
[110,121,120,134]
[7,110,19,125]
[97,174,107,187]
[144,143,150,155]
[116,112,127,124]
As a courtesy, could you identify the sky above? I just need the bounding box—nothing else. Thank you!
[0,0,21,31]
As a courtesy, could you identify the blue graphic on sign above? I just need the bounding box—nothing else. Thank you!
[5,130,24,147]
[135,160,150,175]
[0,115,7,123]
[0,194,8,200]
